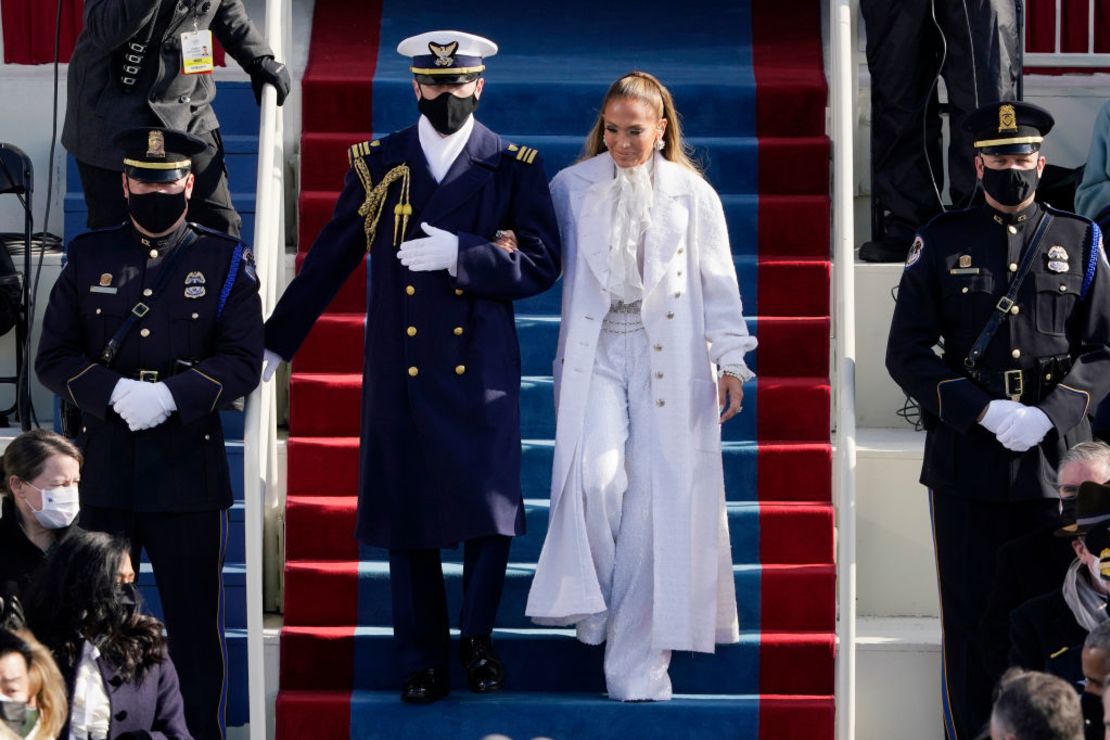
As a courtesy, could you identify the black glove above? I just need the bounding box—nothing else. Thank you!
[247,55,291,106]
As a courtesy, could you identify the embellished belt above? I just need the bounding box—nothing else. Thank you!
[602,302,644,334]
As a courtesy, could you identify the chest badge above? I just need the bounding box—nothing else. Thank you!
[1048,245,1068,261]
[958,254,972,268]
[184,271,206,286]
[99,273,113,286]
[1047,261,1069,273]
[185,285,207,299]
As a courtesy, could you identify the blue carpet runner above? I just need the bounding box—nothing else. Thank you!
[278,1,834,737]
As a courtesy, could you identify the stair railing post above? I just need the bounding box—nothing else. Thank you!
[244,0,289,737]
[830,1,858,738]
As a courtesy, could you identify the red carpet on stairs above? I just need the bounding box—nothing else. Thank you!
[277,0,834,737]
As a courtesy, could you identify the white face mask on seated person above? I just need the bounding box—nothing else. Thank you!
[10,453,82,531]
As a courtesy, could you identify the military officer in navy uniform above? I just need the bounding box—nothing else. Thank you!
[261,31,561,703]
[886,101,1110,739]
[35,127,263,739]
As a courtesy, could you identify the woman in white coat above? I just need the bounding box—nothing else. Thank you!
[524,71,757,701]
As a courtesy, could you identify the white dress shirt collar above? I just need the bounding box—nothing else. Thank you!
[417,114,475,183]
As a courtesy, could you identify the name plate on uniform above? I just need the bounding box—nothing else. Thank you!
[89,286,118,294]
[949,267,981,275]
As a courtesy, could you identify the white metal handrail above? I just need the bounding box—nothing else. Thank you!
[1024,0,1110,67]
[830,1,858,738]
[244,0,290,736]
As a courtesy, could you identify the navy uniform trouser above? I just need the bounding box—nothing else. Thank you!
[929,490,1058,740]
[388,534,512,677]
[81,506,229,740]
[76,128,242,237]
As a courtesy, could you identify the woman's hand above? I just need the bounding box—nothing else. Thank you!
[493,229,518,253]
[718,375,744,423]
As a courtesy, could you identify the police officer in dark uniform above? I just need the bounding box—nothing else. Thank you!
[887,101,1110,740]
[63,0,292,235]
[35,127,263,739]
[261,30,561,704]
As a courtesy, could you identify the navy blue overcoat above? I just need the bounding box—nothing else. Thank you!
[265,120,561,548]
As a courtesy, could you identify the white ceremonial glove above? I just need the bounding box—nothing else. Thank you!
[109,378,142,405]
[397,222,459,276]
[995,406,1054,452]
[978,399,1024,434]
[262,349,284,383]
[112,381,176,431]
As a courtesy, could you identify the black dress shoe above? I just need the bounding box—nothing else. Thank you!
[401,667,450,704]
[459,635,505,693]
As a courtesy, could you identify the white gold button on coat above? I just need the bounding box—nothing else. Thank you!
[1012,348,1021,359]
[140,328,150,338]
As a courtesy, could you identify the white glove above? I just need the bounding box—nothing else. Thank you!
[995,406,1054,452]
[262,349,284,383]
[112,381,176,431]
[110,378,142,405]
[979,399,1024,434]
[397,223,459,275]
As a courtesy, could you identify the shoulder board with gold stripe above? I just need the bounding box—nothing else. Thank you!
[505,143,539,165]
[347,138,383,167]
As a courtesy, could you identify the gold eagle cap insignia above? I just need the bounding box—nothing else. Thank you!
[998,104,1018,133]
[146,130,166,159]
[429,40,459,67]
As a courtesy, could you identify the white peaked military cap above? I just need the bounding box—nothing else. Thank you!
[397,30,498,84]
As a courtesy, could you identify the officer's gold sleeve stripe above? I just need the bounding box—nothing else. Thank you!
[526,149,538,164]
[1057,384,1091,417]
[65,363,98,405]
[1050,646,1069,659]
[935,377,967,420]
[516,147,529,162]
[190,368,225,412]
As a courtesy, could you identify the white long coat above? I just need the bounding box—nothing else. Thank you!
[525,152,756,653]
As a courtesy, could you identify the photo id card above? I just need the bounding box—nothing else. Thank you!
[181,30,214,75]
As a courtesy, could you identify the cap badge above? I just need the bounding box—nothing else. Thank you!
[1048,246,1069,261]
[429,40,458,67]
[998,104,1018,133]
[146,130,166,159]
[958,255,972,268]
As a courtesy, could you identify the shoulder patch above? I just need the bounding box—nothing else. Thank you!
[905,235,925,269]
[348,139,383,167]
[505,143,539,165]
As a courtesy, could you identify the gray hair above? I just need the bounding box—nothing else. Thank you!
[991,669,1083,740]
[1086,619,1110,653]
[1061,441,1110,475]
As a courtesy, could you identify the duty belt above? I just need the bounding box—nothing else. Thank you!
[965,355,1072,402]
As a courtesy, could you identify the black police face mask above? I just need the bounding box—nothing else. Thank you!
[980,164,1040,207]
[127,188,187,234]
[418,91,479,136]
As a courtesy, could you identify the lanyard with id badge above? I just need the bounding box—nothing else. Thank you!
[180,6,214,76]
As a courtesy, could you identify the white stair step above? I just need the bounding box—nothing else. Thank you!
[857,617,942,740]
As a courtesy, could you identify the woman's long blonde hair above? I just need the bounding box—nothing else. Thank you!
[582,71,701,174]
[16,630,67,739]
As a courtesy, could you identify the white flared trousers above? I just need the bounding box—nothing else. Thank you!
[574,308,672,701]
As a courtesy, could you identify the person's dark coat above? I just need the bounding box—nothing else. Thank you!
[61,649,192,740]
[63,0,272,171]
[264,121,562,548]
[0,495,77,602]
[981,527,1077,681]
[1009,587,1090,690]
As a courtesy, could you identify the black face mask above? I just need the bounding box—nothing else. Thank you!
[127,189,187,234]
[981,165,1040,207]
[418,91,478,136]
[116,581,138,607]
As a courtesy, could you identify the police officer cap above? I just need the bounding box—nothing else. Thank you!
[113,127,207,183]
[398,30,498,85]
[963,101,1055,155]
